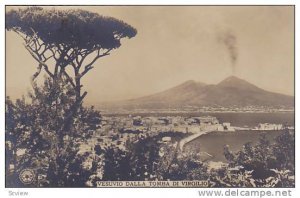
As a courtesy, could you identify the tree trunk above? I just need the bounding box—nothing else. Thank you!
[60,73,87,135]
[75,77,81,104]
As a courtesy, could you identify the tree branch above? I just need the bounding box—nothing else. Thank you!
[78,49,93,68]
[81,65,93,77]
[61,91,88,132]
[80,48,112,77]
[61,70,76,88]
[49,48,59,61]
[24,45,54,78]
[31,64,42,82]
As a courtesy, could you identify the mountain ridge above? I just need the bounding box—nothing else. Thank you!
[98,76,294,109]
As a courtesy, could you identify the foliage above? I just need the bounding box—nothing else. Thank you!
[98,135,163,181]
[210,131,295,187]
[101,147,132,181]
[94,136,209,182]
[6,6,137,49]
[155,143,208,181]
[5,78,102,187]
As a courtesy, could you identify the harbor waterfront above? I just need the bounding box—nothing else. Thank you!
[184,130,285,162]
[179,130,212,151]
[79,111,294,162]
[101,111,294,127]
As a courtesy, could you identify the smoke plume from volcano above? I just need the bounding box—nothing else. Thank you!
[218,31,238,74]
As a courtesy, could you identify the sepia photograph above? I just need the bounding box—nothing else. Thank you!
[5,5,295,188]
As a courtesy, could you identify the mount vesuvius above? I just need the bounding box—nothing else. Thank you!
[98,76,294,109]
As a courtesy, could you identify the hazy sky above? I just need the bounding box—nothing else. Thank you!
[6,6,294,104]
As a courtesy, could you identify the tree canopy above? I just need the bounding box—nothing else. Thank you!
[6,7,137,50]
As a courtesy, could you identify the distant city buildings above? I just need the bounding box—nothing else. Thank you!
[100,105,294,115]
[254,123,283,131]
[77,114,292,154]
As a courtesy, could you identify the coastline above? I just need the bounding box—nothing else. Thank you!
[179,130,213,151]
[178,129,290,152]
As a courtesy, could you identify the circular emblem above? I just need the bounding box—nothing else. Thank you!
[19,169,35,185]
